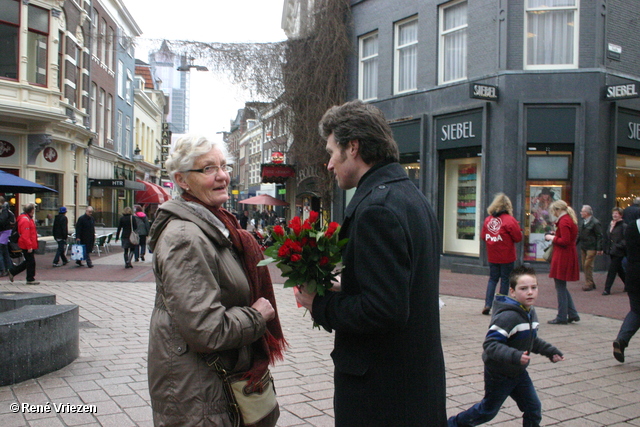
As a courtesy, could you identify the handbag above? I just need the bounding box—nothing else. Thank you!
[71,244,86,261]
[208,356,279,427]
[542,244,553,263]
[129,215,139,245]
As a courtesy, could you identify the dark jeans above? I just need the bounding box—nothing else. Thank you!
[617,290,640,347]
[553,278,579,321]
[448,368,541,427]
[134,235,147,260]
[604,255,626,293]
[53,239,68,265]
[10,250,36,282]
[0,243,13,271]
[485,262,514,308]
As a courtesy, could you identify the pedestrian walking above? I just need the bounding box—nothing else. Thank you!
[133,205,150,262]
[52,206,69,267]
[545,200,580,324]
[115,207,137,268]
[75,206,95,268]
[0,197,15,276]
[613,216,640,363]
[603,207,626,295]
[448,265,565,427]
[8,203,39,284]
[578,205,603,291]
[481,193,523,315]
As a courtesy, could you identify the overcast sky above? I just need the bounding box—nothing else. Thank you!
[122,0,287,139]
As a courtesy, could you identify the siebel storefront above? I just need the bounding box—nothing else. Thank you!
[338,73,640,271]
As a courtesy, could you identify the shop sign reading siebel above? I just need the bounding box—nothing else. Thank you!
[469,83,498,101]
[436,111,483,149]
[605,83,639,100]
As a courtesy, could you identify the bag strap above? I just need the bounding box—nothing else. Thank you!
[205,355,241,426]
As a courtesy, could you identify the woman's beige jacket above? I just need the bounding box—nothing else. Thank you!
[147,199,266,426]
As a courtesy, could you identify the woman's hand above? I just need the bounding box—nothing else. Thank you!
[252,297,275,322]
[329,275,342,292]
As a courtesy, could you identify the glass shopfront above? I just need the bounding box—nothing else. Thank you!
[34,171,61,230]
[616,109,640,209]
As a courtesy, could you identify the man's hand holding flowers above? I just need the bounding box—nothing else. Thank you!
[258,211,347,326]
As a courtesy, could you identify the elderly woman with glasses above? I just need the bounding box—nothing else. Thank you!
[147,134,286,427]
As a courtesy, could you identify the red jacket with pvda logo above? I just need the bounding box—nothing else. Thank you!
[482,212,523,264]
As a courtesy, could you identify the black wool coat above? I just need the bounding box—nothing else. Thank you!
[312,162,447,427]
[75,214,95,248]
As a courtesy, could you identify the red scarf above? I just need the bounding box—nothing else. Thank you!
[181,193,287,385]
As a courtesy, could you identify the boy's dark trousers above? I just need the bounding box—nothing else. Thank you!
[10,250,36,282]
[448,368,541,427]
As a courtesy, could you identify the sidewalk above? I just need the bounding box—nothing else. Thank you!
[1,252,639,426]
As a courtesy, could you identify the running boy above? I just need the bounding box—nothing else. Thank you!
[448,265,565,427]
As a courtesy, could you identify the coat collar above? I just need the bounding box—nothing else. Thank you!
[343,162,409,221]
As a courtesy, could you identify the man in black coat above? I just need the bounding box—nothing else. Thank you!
[75,206,95,268]
[623,197,640,225]
[296,100,447,426]
[52,206,69,266]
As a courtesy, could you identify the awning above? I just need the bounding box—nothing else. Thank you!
[135,180,172,204]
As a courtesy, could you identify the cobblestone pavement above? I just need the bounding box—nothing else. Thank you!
[1,251,639,426]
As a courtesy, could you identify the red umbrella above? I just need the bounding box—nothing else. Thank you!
[238,194,288,206]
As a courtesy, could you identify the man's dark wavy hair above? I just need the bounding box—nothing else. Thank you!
[318,100,399,164]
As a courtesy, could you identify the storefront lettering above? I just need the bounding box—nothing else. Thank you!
[441,122,476,142]
[629,122,640,141]
[607,84,638,99]
[473,85,497,99]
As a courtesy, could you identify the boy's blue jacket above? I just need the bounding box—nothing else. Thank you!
[482,295,563,377]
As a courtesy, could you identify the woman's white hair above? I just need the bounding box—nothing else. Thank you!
[165,134,231,195]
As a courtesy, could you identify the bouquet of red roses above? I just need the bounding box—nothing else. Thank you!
[258,211,347,296]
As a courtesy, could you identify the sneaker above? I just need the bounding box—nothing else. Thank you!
[52,263,62,267]
[613,340,625,363]
[26,280,40,285]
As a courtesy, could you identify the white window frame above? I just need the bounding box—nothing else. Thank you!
[393,16,418,95]
[524,0,579,70]
[438,0,468,85]
[358,31,378,101]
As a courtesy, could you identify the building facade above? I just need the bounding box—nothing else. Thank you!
[343,0,640,270]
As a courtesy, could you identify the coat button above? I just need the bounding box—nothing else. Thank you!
[177,346,182,352]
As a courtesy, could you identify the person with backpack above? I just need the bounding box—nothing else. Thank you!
[0,197,15,276]
[8,202,39,285]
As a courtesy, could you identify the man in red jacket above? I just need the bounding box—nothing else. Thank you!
[8,203,39,285]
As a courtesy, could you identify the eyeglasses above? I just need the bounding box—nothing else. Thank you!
[185,164,233,176]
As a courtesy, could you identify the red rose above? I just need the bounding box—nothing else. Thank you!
[302,222,312,230]
[273,225,285,237]
[319,256,329,266]
[325,222,339,238]
[308,211,319,224]
[278,244,291,258]
[290,254,302,262]
[308,238,317,247]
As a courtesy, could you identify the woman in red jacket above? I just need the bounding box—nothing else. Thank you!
[545,200,580,324]
[481,193,523,315]
[8,202,39,285]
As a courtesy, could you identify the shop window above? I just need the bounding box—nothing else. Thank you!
[616,154,640,209]
[394,16,418,94]
[359,31,378,101]
[35,171,60,228]
[439,0,467,84]
[27,4,49,86]
[442,157,482,256]
[525,0,579,70]
[0,0,19,81]
[524,152,572,261]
